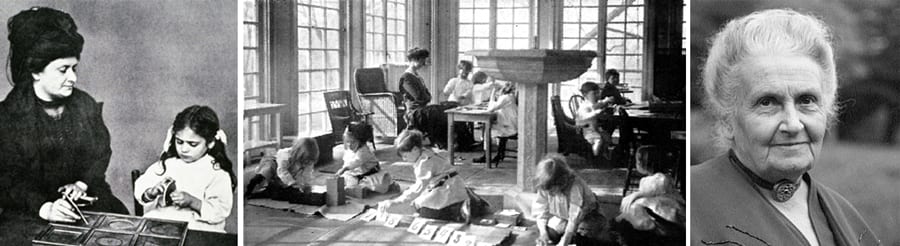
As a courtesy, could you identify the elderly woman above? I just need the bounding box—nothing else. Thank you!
[691,9,879,245]
[0,6,127,242]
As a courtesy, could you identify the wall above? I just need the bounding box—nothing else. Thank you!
[0,0,239,233]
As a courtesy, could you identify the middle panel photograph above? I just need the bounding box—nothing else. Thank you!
[240,0,686,245]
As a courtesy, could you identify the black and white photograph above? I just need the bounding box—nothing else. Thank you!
[0,1,238,245]
[691,0,900,245]
[241,0,685,245]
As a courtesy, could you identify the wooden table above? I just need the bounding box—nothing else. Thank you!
[244,101,286,151]
[445,105,494,168]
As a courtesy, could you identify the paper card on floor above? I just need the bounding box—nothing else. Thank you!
[448,231,467,246]
[376,212,390,222]
[418,224,439,240]
[406,217,428,234]
[384,214,403,228]
[461,235,478,246]
[359,209,378,221]
[432,226,455,243]
[494,223,510,228]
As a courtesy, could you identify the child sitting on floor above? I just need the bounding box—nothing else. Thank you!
[244,137,319,202]
[336,122,395,194]
[134,105,236,232]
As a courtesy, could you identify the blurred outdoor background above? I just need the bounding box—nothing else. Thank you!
[691,0,900,244]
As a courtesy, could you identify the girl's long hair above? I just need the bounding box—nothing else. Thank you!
[534,154,577,195]
[159,105,236,190]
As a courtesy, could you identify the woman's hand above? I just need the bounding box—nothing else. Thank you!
[57,182,87,201]
[39,198,80,223]
[169,191,201,211]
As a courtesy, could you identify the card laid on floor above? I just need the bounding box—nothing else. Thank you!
[433,226,456,243]
[461,235,478,246]
[406,217,427,234]
[359,209,378,222]
[383,214,403,228]
[418,224,438,240]
[448,231,467,246]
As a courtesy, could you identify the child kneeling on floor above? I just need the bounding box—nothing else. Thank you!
[336,122,396,195]
[244,137,319,202]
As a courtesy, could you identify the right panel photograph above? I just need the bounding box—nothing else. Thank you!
[691,1,900,245]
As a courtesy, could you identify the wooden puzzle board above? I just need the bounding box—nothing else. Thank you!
[33,211,188,246]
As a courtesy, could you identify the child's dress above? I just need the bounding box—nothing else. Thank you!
[134,155,233,232]
[395,149,468,210]
[341,146,393,193]
[245,147,315,194]
[486,93,517,137]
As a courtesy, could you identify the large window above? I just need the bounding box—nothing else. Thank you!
[365,0,408,66]
[298,0,342,136]
[458,0,532,62]
[243,0,263,143]
[560,0,645,105]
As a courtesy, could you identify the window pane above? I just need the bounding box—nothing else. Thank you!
[625,39,642,54]
[374,17,384,33]
[325,0,339,8]
[498,0,513,8]
[459,24,473,37]
[311,71,325,90]
[387,20,396,34]
[312,7,325,27]
[460,9,473,23]
[298,28,309,48]
[564,0,580,6]
[311,29,325,48]
[298,6,309,26]
[564,7,579,23]
[327,70,340,89]
[397,36,406,50]
[299,93,310,113]
[514,9,529,23]
[581,24,595,38]
[461,0,473,8]
[244,50,258,73]
[583,0,599,6]
[610,7,626,22]
[459,39,473,52]
[373,34,384,50]
[244,74,258,98]
[473,24,489,37]
[311,93,326,112]
[581,8,598,22]
[563,38,578,49]
[473,0,489,8]
[397,4,405,19]
[607,23,624,38]
[243,0,257,21]
[497,24,513,38]
[299,72,309,91]
[607,55,625,68]
[474,9,490,23]
[327,30,340,49]
[625,23,643,37]
[310,112,326,133]
[387,35,396,50]
[626,55,642,69]
[627,7,643,22]
[514,38,529,49]
[397,20,406,34]
[474,38,489,49]
[387,2,396,18]
[311,51,325,69]
[372,0,383,16]
[563,24,579,38]
[607,39,624,53]
[298,115,309,135]
[580,38,597,51]
[497,38,513,49]
[497,9,513,23]
[298,50,309,70]
[326,9,339,29]
[514,24,528,38]
[327,51,339,69]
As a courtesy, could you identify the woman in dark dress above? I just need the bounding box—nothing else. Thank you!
[0,7,127,242]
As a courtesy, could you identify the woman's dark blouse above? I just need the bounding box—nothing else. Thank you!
[0,83,127,216]
[399,72,431,111]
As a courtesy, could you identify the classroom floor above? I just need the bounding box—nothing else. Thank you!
[244,137,628,245]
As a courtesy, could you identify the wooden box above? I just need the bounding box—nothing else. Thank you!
[33,211,188,246]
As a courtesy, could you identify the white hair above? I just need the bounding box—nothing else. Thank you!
[702,9,838,148]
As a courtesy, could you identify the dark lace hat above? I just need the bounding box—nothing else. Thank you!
[7,7,83,85]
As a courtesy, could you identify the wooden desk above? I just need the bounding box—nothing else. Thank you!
[445,105,494,168]
[244,101,286,151]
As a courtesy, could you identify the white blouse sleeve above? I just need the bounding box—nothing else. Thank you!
[133,162,165,206]
[532,190,551,220]
[394,158,434,204]
[195,170,233,225]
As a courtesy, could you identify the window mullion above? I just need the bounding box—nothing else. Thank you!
[489,0,497,49]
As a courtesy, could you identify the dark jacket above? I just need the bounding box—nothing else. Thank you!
[0,83,127,216]
[399,72,431,111]
[691,153,880,246]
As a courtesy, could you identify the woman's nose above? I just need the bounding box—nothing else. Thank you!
[778,105,805,133]
[66,69,77,83]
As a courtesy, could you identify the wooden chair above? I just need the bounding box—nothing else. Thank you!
[323,90,376,150]
[551,96,595,161]
[568,94,584,120]
[355,67,405,138]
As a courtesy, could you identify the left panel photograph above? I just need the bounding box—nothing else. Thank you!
[0,1,239,245]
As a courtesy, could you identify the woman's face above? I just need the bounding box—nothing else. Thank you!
[399,147,422,162]
[32,57,78,101]
[174,127,214,163]
[413,57,431,69]
[731,55,828,180]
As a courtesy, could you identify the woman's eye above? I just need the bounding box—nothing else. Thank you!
[757,97,775,106]
[799,95,818,105]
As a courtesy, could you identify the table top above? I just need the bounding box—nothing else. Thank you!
[445,105,493,116]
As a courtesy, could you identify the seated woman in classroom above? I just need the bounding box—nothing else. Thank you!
[244,137,319,202]
[377,130,470,221]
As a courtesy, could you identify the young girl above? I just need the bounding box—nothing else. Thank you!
[442,60,474,105]
[533,154,606,246]
[134,105,236,232]
[244,137,319,201]
[474,81,517,164]
[378,130,469,221]
[470,71,501,104]
[336,122,394,194]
